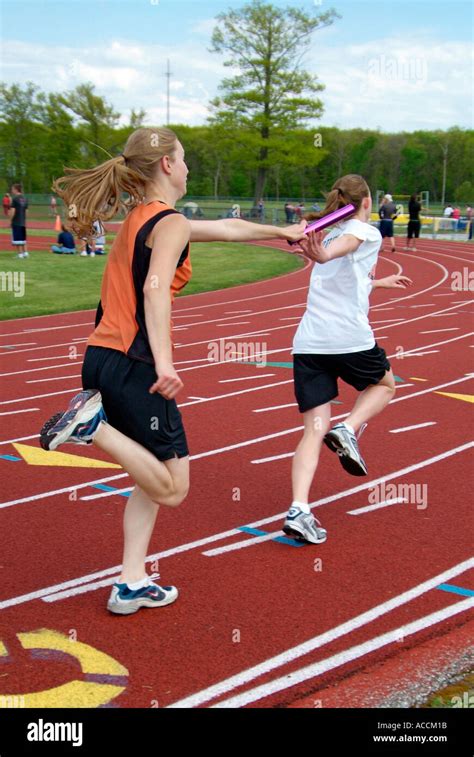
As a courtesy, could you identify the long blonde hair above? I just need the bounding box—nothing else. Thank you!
[52,127,178,235]
[306,174,370,222]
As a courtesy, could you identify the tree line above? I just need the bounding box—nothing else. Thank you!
[1,81,472,204]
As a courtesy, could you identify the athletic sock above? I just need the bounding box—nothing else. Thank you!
[291,501,310,514]
[125,576,150,590]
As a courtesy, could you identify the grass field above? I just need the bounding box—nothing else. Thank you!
[0,242,303,320]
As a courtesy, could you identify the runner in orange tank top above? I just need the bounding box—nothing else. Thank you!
[38,126,307,615]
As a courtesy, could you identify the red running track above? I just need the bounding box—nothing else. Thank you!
[0,238,473,708]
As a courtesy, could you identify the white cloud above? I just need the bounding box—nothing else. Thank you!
[1,32,471,131]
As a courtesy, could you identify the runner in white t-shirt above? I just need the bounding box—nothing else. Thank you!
[283,174,413,545]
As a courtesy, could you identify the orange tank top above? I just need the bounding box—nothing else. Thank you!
[88,201,192,364]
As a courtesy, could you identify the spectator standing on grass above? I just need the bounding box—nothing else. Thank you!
[405,192,422,251]
[257,198,265,222]
[443,204,453,218]
[284,201,295,223]
[8,183,29,258]
[50,195,57,216]
[2,192,11,217]
[51,224,76,254]
[295,202,306,220]
[378,193,397,253]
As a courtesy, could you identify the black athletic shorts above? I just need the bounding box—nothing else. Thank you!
[82,345,189,461]
[11,225,27,244]
[293,343,391,413]
[379,219,394,238]
[407,220,421,239]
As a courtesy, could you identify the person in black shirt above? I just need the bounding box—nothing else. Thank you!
[51,224,76,254]
[378,194,397,252]
[9,183,29,258]
[405,193,422,251]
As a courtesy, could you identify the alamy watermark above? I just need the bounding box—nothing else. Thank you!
[207,339,268,366]
[0,271,25,298]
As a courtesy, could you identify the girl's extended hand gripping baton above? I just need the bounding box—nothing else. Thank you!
[288,203,356,245]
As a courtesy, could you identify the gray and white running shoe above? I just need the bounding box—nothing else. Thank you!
[283,506,327,544]
[324,422,368,476]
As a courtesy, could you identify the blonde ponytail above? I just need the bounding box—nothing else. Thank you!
[52,127,178,236]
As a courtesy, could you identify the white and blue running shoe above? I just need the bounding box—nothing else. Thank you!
[283,506,327,544]
[107,577,179,615]
[40,389,106,450]
[324,422,368,476]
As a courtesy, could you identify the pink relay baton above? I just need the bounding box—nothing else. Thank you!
[288,203,356,245]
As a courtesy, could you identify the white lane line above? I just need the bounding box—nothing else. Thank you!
[172,302,307,331]
[26,375,81,384]
[23,322,92,334]
[1,451,471,608]
[28,355,83,362]
[0,342,37,348]
[0,340,89,357]
[389,422,436,434]
[280,317,302,321]
[253,403,297,413]
[212,598,474,709]
[167,559,474,708]
[392,383,414,388]
[187,396,207,401]
[203,533,278,556]
[0,473,129,511]
[218,374,275,384]
[0,363,82,378]
[430,313,459,317]
[371,318,405,324]
[216,322,251,327]
[347,498,408,515]
[0,387,81,406]
[420,328,459,334]
[0,408,39,417]
[409,304,435,308]
[398,350,440,357]
[178,347,292,374]
[171,282,310,314]
[432,293,456,297]
[179,380,293,408]
[172,314,203,318]
[225,310,253,314]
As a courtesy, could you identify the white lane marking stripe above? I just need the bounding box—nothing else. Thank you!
[224,310,253,314]
[212,598,474,709]
[430,313,459,317]
[420,328,459,334]
[167,560,474,708]
[399,350,440,356]
[0,408,39,416]
[26,375,81,384]
[371,318,405,323]
[0,340,88,357]
[389,422,436,434]
[80,487,133,501]
[347,498,408,515]
[0,363,82,378]
[253,403,297,413]
[203,533,279,556]
[1,450,471,608]
[179,380,293,407]
[216,322,251,327]
[0,388,81,406]
[218,374,275,384]
[0,342,37,348]
[28,355,83,362]
[0,473,129,511]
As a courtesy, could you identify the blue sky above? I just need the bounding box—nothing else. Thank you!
[1,0,472,131]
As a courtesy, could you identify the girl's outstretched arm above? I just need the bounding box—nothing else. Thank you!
[189,218,307,244]
[298,230,361,263]
[372,274,413,289]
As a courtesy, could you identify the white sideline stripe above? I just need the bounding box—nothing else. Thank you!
[252,452,294,463]
[218,374,275,384]
[431,313,459,317]
[23,322,92,334]
[420,328,459,334]
[389,422,436,434]
[26,375,81,384]
[280,317,302,321]
[203,532,279,556]
[225,310,253,314]
[347,498,408,515]
[0,342,37,348]
[0,363,82,378]
[410,304,435,308]
[42,576,121,602]
[167,559,474,708]
[211,598,474,709]
[253,403,297,413]
[392,383,414,388]
[0,452,471,608]
[0,408,39,417]
[187,396,206,401]
[28,355,83,362]
[432,293,457,297]
[0,388,81,406]
[0,473,129,511]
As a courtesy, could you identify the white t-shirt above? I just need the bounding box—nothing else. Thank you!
[292,218,382,355]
